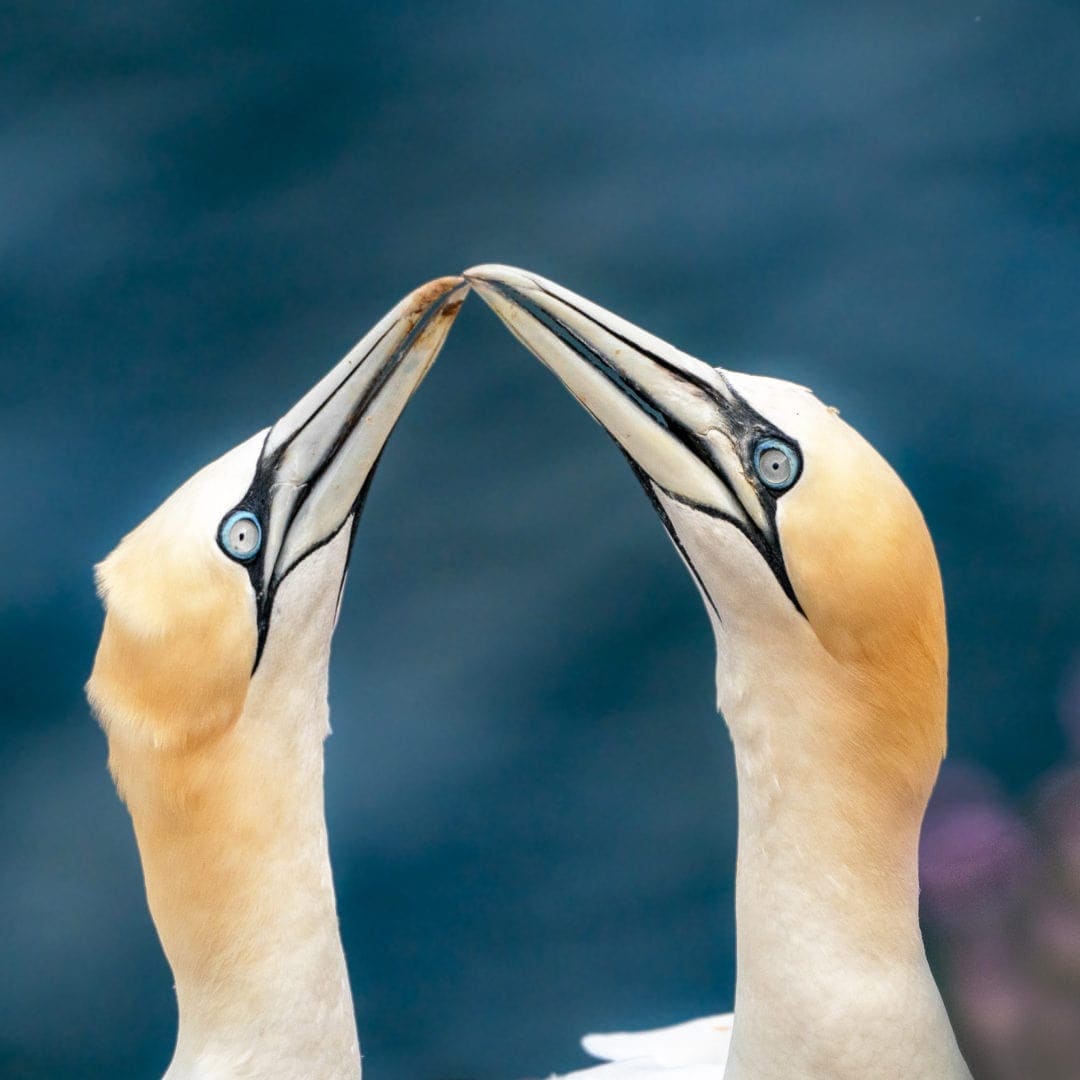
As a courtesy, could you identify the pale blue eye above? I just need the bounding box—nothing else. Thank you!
[754,438,800,491]
[220,510,262,561]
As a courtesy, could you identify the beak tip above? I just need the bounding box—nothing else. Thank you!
[462,263,497,282]
[413,274,468,307]
[399,275,471,336]
[463,266,548,318]
[463,263,537,290]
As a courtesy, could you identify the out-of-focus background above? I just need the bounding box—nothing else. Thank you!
[3,3,1078,1077]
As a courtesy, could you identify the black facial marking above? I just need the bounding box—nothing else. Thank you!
[230,436,381,671]
[489,276,806,617]
[502,283,748,516]
[624,456,723,622]
[218,290,452,672]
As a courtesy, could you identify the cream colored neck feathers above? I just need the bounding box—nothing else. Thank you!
[87,445,360,1080]
[657,374,971,1078]
[712,582,964,1080]
[457,265,971,1077]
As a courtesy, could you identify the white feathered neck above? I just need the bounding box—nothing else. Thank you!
[88,520,361,1079]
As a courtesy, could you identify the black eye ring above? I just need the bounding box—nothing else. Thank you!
[753,438,800,491]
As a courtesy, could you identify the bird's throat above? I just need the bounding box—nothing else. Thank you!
[722,710,969,1079]
[111,703,360,1080]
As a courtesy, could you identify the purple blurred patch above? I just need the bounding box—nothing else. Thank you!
[1028,890,1080,980]
[920,762,1037,931]
[1035,766,1080,886]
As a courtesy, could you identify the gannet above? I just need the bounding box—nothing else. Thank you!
[85,277,468,1080]
[465,265,972,1080]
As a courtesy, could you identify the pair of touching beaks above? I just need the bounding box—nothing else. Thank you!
[233,264,802,664]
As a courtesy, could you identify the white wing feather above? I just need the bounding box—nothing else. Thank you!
[552,1014,733,1078]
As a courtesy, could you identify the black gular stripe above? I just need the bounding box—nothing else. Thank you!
[330,453,382,625]
[232,296,451,669]
[238,323,396,608]
[497,281,748,517]
[528,281,805,616]
[624,456,723,623]
[491,275,805,617]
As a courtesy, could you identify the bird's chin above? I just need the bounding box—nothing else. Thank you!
[255,525,357,679]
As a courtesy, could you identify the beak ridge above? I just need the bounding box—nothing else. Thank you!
[242,275,468,661]
[464,264,746,518]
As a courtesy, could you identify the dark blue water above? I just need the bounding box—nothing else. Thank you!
[3,3,1078,1077]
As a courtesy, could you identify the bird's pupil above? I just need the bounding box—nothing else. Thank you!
[764,451,788,476]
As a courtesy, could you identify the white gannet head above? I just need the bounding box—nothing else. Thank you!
[466,264,947,810]
[87,277,468,763]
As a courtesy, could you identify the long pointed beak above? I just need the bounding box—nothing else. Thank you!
[241,275,468,657]
[463,264,760,527]
[464,264,804,614]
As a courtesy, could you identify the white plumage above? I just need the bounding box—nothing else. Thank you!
[86,278,466,1079]
[468,265,972,1080]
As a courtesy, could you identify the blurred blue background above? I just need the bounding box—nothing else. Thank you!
[3,3,1078,1077]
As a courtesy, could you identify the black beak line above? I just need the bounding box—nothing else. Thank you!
[234,277,467,667]
[468,268,804,618]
